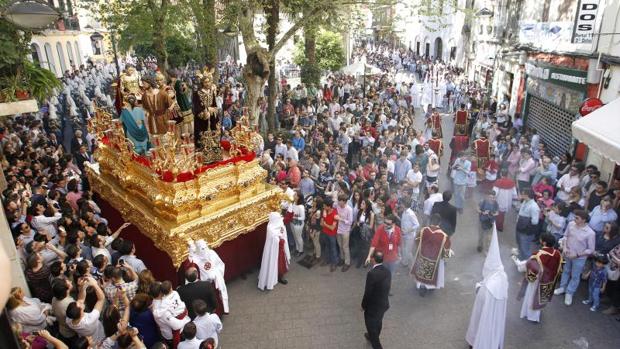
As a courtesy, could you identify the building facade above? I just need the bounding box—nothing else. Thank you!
[29,0,109,77]
[397,0,467,65]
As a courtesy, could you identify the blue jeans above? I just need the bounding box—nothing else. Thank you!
[323,234,339,265]
[516,232,536,261]
[453,183,466,209]
[588,278,601,309]
[559,257,587,295]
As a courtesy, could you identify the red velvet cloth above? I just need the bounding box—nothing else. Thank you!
[96,196,267,288]
[100,134,255,182]
[496,211,505,231]
[278,239,288,278]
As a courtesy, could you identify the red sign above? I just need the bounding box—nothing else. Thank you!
[579,98,604,116]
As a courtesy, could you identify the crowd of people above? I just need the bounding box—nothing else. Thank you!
[2,61,227,349]
[258,41,620,336]
[2,39,620,349]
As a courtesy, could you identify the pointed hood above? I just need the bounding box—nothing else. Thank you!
[481,224,508,299]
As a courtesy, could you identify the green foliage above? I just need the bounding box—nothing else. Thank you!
[133,35,202,68]
[22,61,61,101]
[294,30,345,73]
[0,0,59,102]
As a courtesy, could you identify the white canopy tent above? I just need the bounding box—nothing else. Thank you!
[571,97,620,164]
[340,58,383,76]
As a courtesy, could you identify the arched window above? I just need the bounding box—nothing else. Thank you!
[30,43,42,67]
[44,43,57,75]
[56,42,67,74]
[74,41,81,66]
[66,41,75,68]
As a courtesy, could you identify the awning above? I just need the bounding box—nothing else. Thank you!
[571,97,620,164]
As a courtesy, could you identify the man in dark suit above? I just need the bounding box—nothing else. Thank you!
[177,267,218,319]
[74,145,92,173]
[361,251,391,349]
[431,190,458,236]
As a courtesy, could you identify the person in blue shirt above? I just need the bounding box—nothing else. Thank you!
[291,130,305,153]
[451,151,471,213]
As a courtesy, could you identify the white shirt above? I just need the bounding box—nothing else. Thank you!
[424,193,444,216]
[9,297,49,333]
[152,298,190,340]
[291,204,305,222]
[67,309,106,343]
[406,169,423,194]
[31,212,62,237]
[195,313,223,347]
[118,254,147,273]
[178,338,202,349]
[426,153,440,178]
[287,147,299,162]
[556,173,580,201]
[161,291,187,318]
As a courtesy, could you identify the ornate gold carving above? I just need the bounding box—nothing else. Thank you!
[86,107,281,267]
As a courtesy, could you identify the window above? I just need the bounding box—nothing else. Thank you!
[66,41,75,68]
[450,46,457,60]
[74,41,81,65]
[479,25,483,34]
[487,25,493,34]
[31,44,41,66]
[44,43,57,75]
[56,42,67,74]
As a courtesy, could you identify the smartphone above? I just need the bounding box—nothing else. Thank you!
[119,259,124,266]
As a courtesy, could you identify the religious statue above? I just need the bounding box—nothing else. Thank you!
[120,64,142,99]
[192,68,221,162]
[119,94,150,155]
[141,74,174,135]
[169,70,194,137]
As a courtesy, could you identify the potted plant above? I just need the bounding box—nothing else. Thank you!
[22,61,60,101]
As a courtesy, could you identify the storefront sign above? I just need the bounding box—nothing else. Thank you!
[571,0,600,44]
[525,61,588,90]
[579,97,604,116]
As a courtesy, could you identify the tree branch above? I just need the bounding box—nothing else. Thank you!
[270,5,323,56]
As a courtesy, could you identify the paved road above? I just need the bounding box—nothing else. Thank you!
[219,106,620,349]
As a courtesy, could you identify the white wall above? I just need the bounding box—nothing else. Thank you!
[31,31,84,77]
[597,0,620,58]
[397,0,466,64]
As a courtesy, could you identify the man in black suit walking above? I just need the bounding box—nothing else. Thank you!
[361,251,391,349]
[177,267,218,319]
[431,190,458,236]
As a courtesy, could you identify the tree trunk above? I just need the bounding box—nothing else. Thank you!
[203,0,217,67]
[265,1,279,133]
[151,0,170,70]
[243,48,270,129]
[302,22,319,86]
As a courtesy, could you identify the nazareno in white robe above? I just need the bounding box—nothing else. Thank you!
[188,240,229,313]
[258,212,291,291]
[466,224,508,349]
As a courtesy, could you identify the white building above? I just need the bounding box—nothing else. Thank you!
[579,0,620,179]
[396,0,467,65]
[29,0,108,77]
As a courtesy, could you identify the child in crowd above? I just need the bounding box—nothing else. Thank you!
[583,254,608,312]
[160,281,188,318]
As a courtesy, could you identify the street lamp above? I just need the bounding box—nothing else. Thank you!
[1,0,60,29]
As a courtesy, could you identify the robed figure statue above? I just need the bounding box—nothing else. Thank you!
[192,71,221,162]
[141,74,174,135]
[120,94,150,155]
